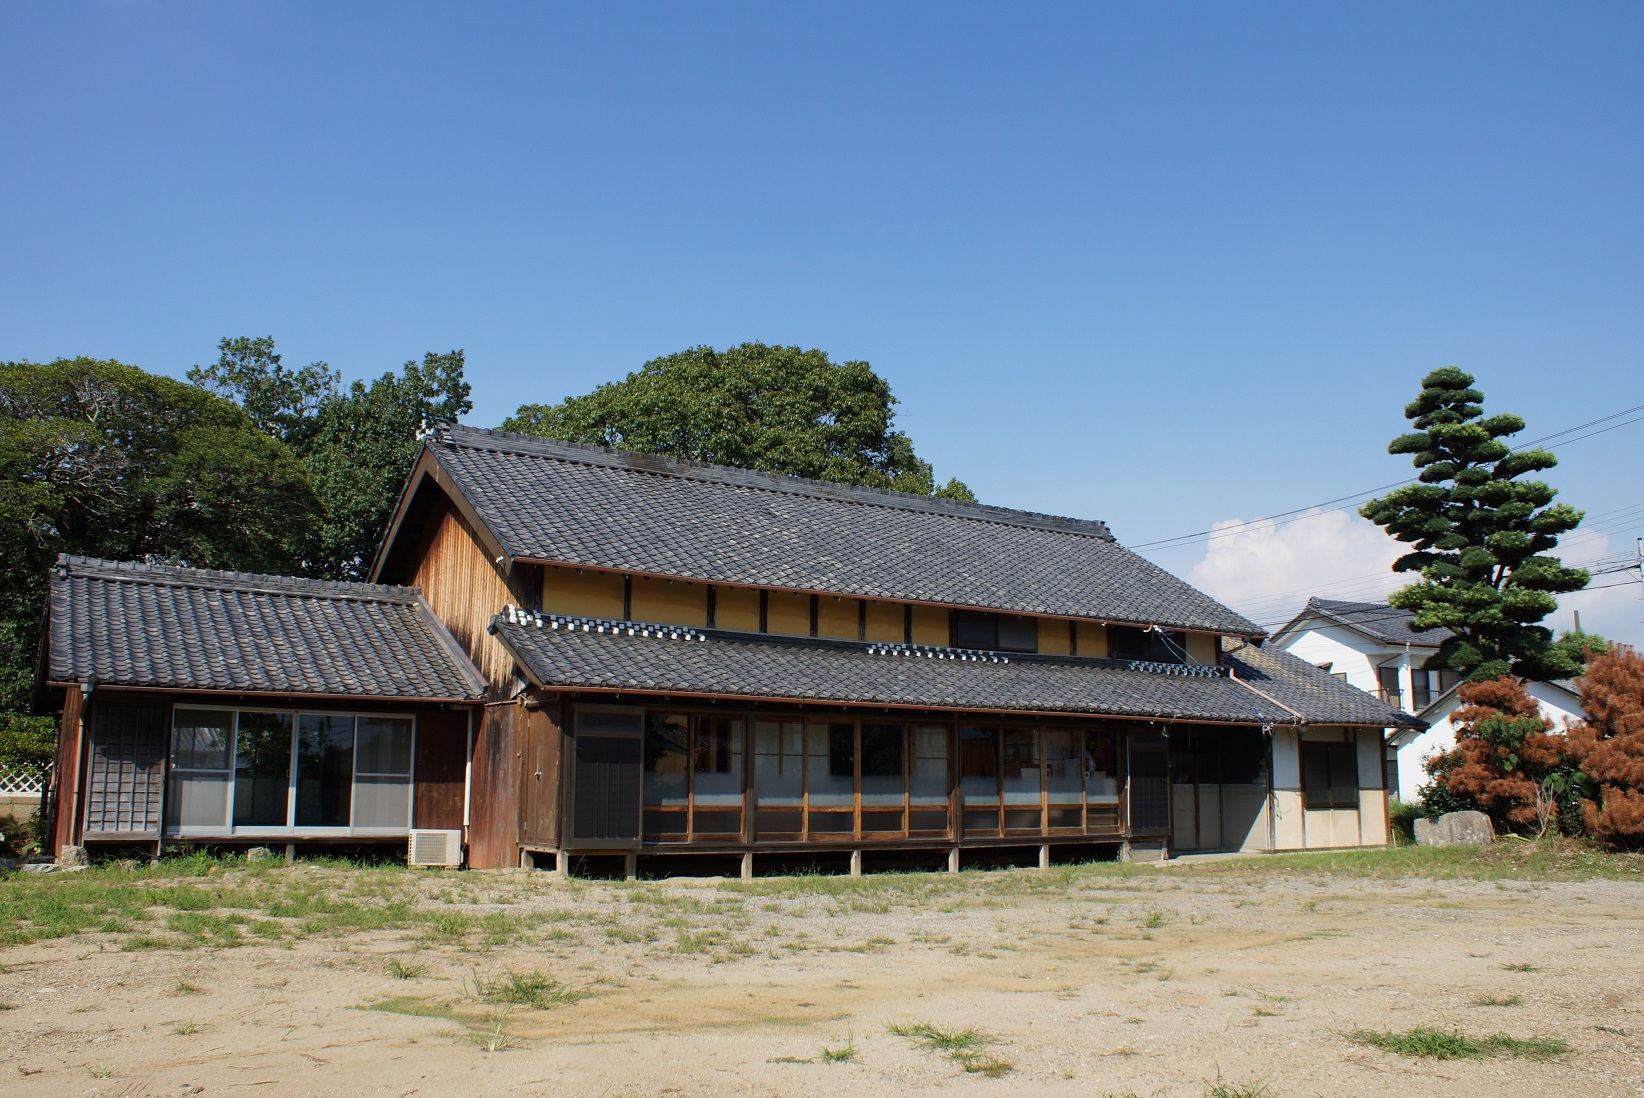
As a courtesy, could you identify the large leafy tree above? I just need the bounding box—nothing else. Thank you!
[1360,367,1590,681]
[0,358,319,761]
[191,338,472,579]
[503,343,975,501]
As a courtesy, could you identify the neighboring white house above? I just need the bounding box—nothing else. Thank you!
[1391,678,1585,795]
[1271,598,1457,800]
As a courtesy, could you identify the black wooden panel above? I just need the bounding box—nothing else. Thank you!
[1128,736,1169,833]
[84,700,169,837]
[572,735,641,842]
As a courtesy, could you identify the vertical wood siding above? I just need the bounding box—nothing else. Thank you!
[49,685,85,854]
[413,708,469,831]
[83,699,169,837]
[412,505,518,688]
[467,703,523,868]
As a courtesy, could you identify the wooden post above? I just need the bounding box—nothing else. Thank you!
[623,853,637,882]
[554,848,569,879]
[947,846,960,875]
[1039,843,1050,870]
[740,851,753,881]
[849,849,862,878]
[284,844,295,866]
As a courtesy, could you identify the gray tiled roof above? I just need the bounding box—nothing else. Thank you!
[49,556,485,700]
[425,425,1261,635]
[1284,598,1454,648]
[491,610,1399,726]
[1221,637,1422,728]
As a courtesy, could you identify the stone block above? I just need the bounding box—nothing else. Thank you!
[1414,810,1495,847]
[58,844,89,867]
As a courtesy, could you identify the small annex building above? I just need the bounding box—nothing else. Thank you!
[43,425,1420,868]
[43,557,486,857]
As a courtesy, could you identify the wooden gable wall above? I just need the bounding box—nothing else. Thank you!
[410,497,530,690]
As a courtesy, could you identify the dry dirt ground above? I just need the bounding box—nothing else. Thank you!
[3,851,1642,1098]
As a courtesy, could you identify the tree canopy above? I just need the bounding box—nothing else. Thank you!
[190,337,472,579]
[0,357,320,764]
[1360,366,1590,681]
[503,343,975,501]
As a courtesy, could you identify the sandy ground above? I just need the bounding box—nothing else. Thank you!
[3,860,1642,1097]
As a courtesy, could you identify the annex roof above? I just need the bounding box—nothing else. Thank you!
[490,609,1412,727]
[1220,637,1423,728]
[48,555,486,700]
[1275,597,1454,649]
[412,425,1261,636]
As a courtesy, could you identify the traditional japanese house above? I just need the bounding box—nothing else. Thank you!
[42,557,486,858]
[360,424,1419,871]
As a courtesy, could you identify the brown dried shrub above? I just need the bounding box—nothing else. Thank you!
[1566,644,1644,846]
[1441,677,1568,829]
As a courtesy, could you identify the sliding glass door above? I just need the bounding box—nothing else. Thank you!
[166,707,414,836]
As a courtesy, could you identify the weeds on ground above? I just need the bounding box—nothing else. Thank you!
[1502,962,1540,973]
[470,969,590,1010]
[819,1034,859,1063]
[1470,993,1523,1007]
[386,957,427,980]
[1204,1080,1275,1098]
[1347,1027,1570,1061]
[888,1021,1013,1077]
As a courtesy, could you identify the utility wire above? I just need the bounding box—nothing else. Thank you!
[1126,398,1644,552]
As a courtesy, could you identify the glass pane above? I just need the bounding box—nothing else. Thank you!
[692,717,743,806]
[234,711,293,827]
[1220,728,1269,785]
[908,808,948,832]
[356,716,412,775]
[1004,808,1042,831]
[861,809,904,834]
[1044,729,1082,805]
[644,808,688,839]
[296,715,354,827]
[171,710,232,771]
[644,713,689,807]
[959,725,999,804]
[860,723,904,807]
[806,722,854,807]
[353,774,410,828]
[1084,728,1121,803]
[754,720,804,806]
[1001,727,1041,805]
[691,810,741,835]
[910,725,949,804]
[167,773,230,829]
[755,809,803,835]
[807,811,853,834]
[963,808,999,833]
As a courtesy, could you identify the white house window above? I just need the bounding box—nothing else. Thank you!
[166,707,414,835]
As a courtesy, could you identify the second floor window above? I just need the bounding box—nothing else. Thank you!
[951,611,1038,653]
[1108,625,1187,664]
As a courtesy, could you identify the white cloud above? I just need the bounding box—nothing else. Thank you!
[1185,509,1405,631]
[1183,512,1644,646]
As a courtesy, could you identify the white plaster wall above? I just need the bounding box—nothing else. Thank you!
[1275,623,1391,694]
[1394,682,1585,801]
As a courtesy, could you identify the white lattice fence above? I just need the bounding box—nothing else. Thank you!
[0,763,49,796]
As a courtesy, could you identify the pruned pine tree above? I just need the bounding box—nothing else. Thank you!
[1360,366,1589,682]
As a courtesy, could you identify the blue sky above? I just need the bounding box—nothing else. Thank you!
[4,4,1641,642]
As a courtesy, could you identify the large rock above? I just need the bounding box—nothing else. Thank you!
[58,844,89,867]
[1414,810,1495,847]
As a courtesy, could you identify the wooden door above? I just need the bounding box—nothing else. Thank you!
[518,707,561,849]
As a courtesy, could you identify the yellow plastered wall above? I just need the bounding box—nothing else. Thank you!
[1186,633,1218,666]
[630,575,707,627]
[1076,622,1108,657]
[817,596,860,639]
[910,605,948,646]
[542,567,624,619]
[1038,620,1072,656]
[716,586,761,631]
[766,590,811,636]
[863,600,904,643]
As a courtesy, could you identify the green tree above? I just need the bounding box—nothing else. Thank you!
[303,351,472,578]
[1360,367,1590,681]
[190,339,473,579]
[188,335,340,447]
[0,358,320,741]
[503,343,975,500]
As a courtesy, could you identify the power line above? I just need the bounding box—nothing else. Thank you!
[1126,398,1644,552]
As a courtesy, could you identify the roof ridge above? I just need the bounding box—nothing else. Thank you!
[437,424,1116,541]
[55,554,421,604]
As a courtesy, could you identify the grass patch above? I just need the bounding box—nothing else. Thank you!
[363,995,462,1021]
[1348,1027,1571,1061]
[819,1036,858,1063]
[1471,993,1523,1007]
[888,1021,1013,1076]
[169,980,203,996]
[471,970,590,1010]
[1205,1081,1274,1098]
[1502,962,1540,972]
[386,957,427,980]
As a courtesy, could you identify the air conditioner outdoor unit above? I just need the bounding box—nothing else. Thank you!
[407,829,464,868]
